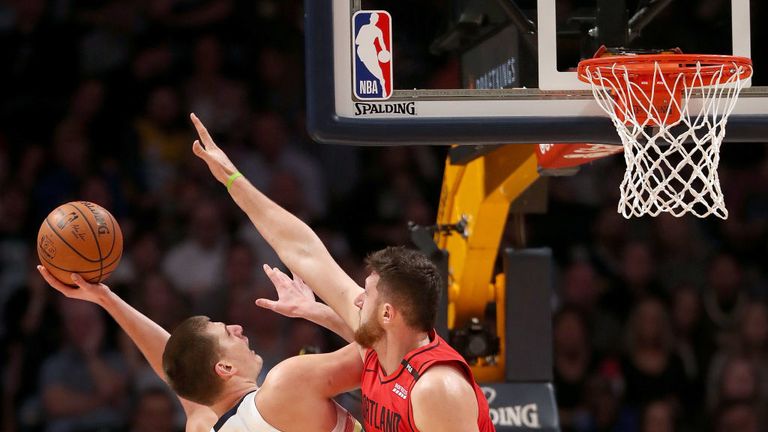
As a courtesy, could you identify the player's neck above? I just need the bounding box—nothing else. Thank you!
[210,381,260,417]
[375,328,431,376]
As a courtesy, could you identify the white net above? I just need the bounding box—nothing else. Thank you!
[581,59,752,219]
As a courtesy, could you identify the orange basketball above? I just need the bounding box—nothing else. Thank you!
[37,201,123,285]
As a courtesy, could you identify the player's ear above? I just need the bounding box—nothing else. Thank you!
[215,361,237,379]
[381,303,395,323]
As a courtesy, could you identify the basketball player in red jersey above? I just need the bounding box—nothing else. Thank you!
[192,113,494,432]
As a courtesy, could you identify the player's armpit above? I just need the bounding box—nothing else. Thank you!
[184,404,218,432]
[411,365,480,432]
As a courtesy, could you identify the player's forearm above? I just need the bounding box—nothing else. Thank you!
[301,303,356,343]
[228,177,323,264]
[98,290,170,380]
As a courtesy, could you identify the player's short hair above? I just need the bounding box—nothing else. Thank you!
[365,246,441,332]
[163,316,223,405]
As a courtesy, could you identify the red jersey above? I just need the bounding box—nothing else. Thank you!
[360,330,495,432]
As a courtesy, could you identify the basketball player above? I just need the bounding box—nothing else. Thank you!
[192,113,493,432]
[36,266,363,432]
[355,12,388,96]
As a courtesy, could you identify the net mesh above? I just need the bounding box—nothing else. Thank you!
[580,59,751,219]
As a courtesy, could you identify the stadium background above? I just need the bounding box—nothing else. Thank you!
[0,0,766,431]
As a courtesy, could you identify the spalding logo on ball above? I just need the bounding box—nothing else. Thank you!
[37,201,123,285]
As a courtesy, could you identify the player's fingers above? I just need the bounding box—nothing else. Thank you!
[263,264,279,277]
[276,269,294,285]
[254,298,277,310]
[190,113,216,148]
[294,273,306,285]
[192,139,206,157]
[262,265,286,286]
[70,273,98,290]
[37,266,76,296]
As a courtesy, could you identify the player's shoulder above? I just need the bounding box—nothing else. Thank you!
[411,365,480,431]
[412,364,474,401]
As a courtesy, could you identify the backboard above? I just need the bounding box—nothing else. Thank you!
[305,0,768,145]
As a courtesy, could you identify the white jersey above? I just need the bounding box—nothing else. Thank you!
[211,390,361,432]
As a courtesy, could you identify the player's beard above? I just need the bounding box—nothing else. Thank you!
[354,315,385,348]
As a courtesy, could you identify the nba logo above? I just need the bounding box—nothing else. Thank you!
[352,10,393,100]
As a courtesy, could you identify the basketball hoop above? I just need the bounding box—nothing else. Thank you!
[578,46,753,219]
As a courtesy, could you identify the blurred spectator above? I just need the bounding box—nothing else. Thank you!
[0,0,78,142]
[185,35,247,137]
[62,81,105,139]
[343,147,438,253]
[129,386,181,432]
[713,401,761,432]
[112,231,164,285]
[135,273,189,333]
[703,253,748,341]
[2,266,60,431]
[147,0,234,31]
[590,206,628,278]
[198,240,262,317]
[33,121,91,216]
[76,1,139,76]
[652,215,711,290]
[222,241,260,287]
[40,298,128,432]
[0,187,31,306]
[580,374,634,432]
[621,298,689,411]
[162,200,227,313]
[553,307,593,431]
[251,46,304,115]
[705,299,768,400]
[16,144,46,192]
[237,111,327,220]
[671,285,714,410]
[639,399,677,432]
[602,241,666,321]
[133,85,190,194]
[560,260,622,355]
[284,320,328,358]
[707,352,767,411]
[269,169,313,221]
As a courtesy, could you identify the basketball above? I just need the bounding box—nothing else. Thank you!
[37,201,123,285]
[378,49,391,63]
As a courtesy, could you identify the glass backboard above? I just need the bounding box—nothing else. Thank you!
[305,0,768,145]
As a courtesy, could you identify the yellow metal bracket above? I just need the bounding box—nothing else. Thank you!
[434,143,539,381]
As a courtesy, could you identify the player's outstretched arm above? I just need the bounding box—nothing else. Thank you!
[191,113,363,331]
[257,265,355,343]
[37,266,217,431]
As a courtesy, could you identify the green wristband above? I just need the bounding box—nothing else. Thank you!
[226,172,243,190]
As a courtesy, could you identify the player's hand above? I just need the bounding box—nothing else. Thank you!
[190,113,238,185]
[37,265,111,305]
[256,264,317,318]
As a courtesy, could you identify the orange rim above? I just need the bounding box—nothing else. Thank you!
[578,54,753,86]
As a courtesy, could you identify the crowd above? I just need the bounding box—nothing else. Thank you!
[0,0,766,431]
